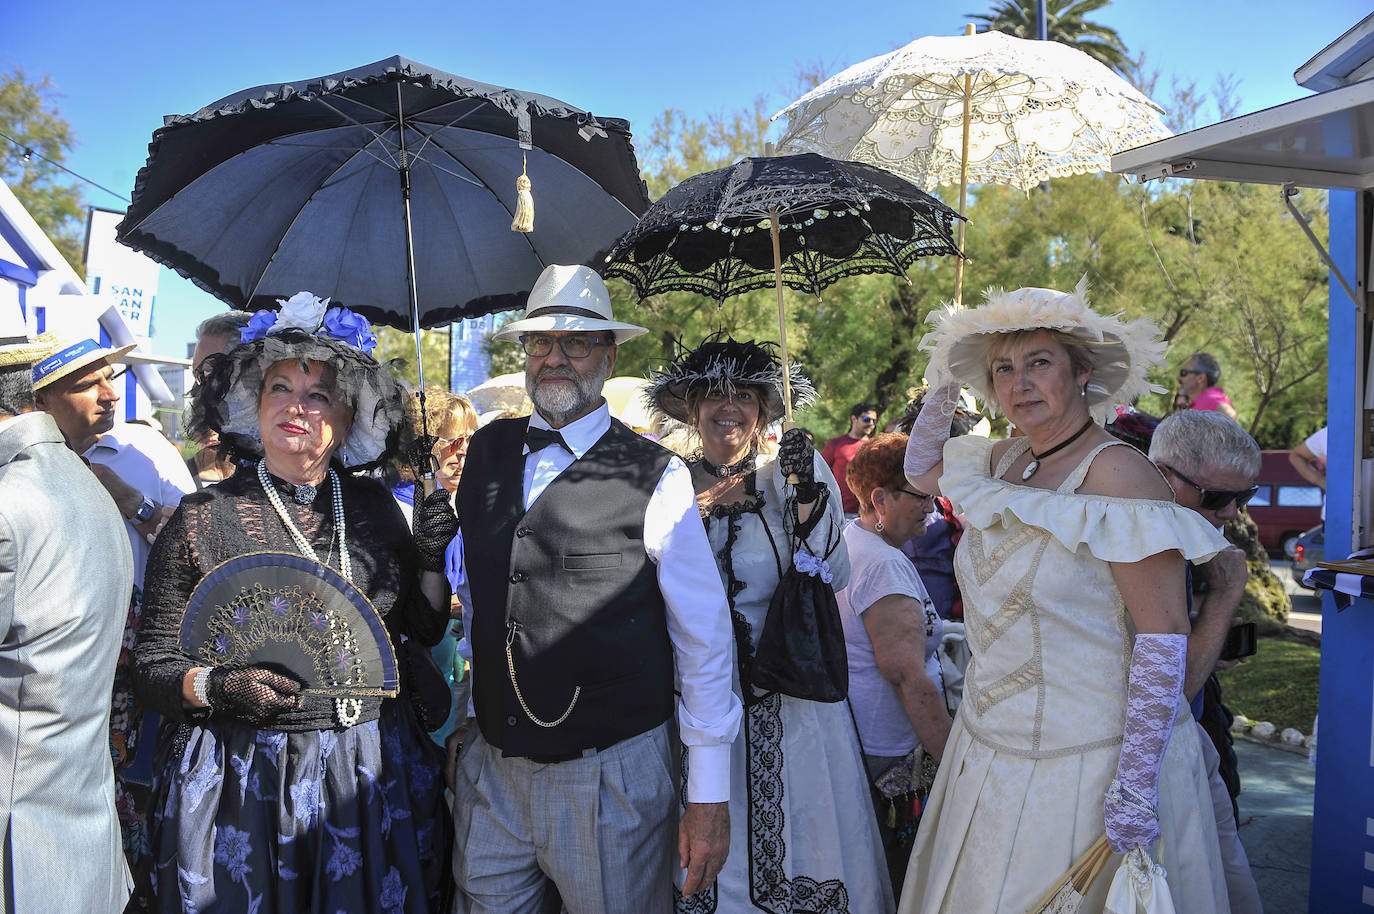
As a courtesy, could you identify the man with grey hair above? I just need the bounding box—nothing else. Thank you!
[452,266,740,912]
[191,310,254,373]
[1179,351,1239,421]
[187,310,254,486]
[1149,409,1264,914]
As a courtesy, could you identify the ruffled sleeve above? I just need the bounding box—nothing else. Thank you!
[939,435,1228,564]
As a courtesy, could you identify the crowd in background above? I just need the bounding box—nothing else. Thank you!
[0,271,1299,914]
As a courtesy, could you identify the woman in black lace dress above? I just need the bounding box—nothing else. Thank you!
[134,294,456,913]
[647,337,892,914]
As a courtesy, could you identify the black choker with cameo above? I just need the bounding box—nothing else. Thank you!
[696,449,757,480]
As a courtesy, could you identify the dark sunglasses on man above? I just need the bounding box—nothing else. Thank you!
[1162,464,1259,511]
[857,414,878,424]
[518,334,608,359]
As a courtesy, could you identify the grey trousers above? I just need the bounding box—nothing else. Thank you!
[451,723,677,914]
[1198,720,1264,914]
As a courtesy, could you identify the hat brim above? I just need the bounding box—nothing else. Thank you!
[492,314,647,344]
[32,343,137,390]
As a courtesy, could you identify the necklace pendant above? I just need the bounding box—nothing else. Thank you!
[293,483,317,505]
[1021,460,1040,481]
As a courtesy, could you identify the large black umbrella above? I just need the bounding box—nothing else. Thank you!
[600,152,963,424]
[117,55,650,340]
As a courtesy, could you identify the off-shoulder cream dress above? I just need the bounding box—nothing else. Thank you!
[899,436,1231,914]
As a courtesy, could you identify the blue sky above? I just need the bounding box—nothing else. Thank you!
[4,0,1368,355]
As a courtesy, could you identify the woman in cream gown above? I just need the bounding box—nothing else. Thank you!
[899,282,1231,913]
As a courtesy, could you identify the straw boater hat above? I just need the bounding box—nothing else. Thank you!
[492,265,647,344]
[646,333,816,426]
[0,331,60,371]
[30,337,137,390]
[188,292,408,471]
[920,277,1167,422]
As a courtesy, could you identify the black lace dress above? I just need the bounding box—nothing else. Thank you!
[134,468,451,914]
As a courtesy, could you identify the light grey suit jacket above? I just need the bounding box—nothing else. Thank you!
[0,412,133,912]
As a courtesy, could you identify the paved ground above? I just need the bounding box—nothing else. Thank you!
[1232,561,1318,911]
[1235,736,1314,912]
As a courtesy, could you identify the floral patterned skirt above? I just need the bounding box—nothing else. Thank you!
[147,702,451,913]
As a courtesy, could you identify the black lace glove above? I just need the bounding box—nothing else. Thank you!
[778,427,819,502]
[414,488,459,573]
[206,666,302,725]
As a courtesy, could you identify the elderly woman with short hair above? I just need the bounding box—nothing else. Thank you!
[838,431,952,895]
[897,282,1232,913]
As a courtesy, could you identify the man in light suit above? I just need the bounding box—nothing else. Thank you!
[0,325,134,912]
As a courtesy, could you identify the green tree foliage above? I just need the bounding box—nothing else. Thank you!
[967,0,1131,73]
[0,69,86,273]
[373,326,451,390]
[477,64,1326,449]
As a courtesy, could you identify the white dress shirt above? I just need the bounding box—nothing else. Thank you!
[456,401,742,803]
[84,421,197,590]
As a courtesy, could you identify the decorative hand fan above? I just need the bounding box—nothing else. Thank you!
[179,551,399,699]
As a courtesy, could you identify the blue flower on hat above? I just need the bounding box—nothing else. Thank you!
[241,310,278,344]
[321,307,378,354]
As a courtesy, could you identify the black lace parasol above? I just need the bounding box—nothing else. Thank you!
[599,152,963,302]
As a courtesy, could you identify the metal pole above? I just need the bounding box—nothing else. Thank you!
[396,83,438,493]
[953,23,975,306]
[396,84,426,386]
[1037,0,1048,40]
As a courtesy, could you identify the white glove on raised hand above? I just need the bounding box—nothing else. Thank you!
[904,381,963,484]
[1104,632,1187,853]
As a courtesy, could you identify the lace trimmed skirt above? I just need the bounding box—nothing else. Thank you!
[147,703,451,913]
[675,692,893,914]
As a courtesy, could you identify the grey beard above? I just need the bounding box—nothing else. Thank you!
[529,360,609,425]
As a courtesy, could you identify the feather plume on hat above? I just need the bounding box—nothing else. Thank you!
[646,333,815,426]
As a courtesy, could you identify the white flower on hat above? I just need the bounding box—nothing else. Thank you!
[272,292,330,333]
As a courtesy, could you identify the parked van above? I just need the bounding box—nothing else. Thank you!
[1248,450,1324,557]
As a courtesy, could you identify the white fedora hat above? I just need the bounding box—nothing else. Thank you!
[492,265,647,344]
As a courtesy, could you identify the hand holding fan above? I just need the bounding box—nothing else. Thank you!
[179,552,399,701]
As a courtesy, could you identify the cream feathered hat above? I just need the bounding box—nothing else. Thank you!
[920,277,1167,422]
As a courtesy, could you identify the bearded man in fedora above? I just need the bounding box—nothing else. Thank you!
[451,265,741,913]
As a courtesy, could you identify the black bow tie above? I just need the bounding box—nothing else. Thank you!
[526,426,569,454]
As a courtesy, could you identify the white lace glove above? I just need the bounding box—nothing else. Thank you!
[1104,632,1187,853]
[904,381,962,484]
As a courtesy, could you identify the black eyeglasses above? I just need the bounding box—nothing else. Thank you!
[1177,368,1204,378]
[518,334,609,359]
[1162,464,1258,511]
[895,487,936,505]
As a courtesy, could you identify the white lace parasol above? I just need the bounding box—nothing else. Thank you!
[774,30,1170,194]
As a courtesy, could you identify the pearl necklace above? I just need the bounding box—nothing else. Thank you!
[257,461,360,725]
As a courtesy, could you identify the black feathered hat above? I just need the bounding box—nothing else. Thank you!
[646,332,816,426]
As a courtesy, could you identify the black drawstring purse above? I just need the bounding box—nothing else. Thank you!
[751,487,848,702]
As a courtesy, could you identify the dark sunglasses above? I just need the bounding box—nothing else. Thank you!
[895,487,935,505]
[1162,464,1258,511]
[857,415,878,424]
[1177,368,1204,378]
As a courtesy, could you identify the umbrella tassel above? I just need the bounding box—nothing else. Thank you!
[512,153,535,233]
